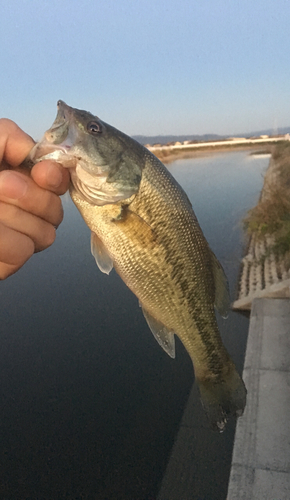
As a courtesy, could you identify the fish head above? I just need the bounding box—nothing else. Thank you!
[29,100,144,205]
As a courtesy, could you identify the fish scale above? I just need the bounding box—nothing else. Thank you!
[28,100,247,431]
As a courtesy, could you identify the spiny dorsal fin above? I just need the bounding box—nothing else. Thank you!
[91,231,113,275]
[141,306,175,358]
[210,250,230,319]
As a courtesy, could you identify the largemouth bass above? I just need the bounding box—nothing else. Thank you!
[29,101,246,431]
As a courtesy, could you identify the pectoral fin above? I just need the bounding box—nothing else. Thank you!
[141,306,175,358]
[210,251,230,318]
[91,232,113,275]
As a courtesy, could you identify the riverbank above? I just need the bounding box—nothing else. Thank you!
[153,144,273,164]
[227,298,290,500]
[147,136,286,164]
[233,141,290,310]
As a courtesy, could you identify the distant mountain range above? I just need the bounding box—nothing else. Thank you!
[133,127,290,146]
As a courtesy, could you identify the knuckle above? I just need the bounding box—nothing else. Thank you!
[0,118,17,131]
[0,229,34,277]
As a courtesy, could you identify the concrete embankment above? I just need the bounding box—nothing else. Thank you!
[227,298,290,500]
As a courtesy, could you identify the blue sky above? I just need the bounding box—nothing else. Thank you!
[1,0,290,138]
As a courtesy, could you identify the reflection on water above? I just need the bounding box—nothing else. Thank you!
[0,151,269,499]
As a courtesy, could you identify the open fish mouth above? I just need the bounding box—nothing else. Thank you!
[44,100,73,146]
[28,101,78,167]
[28,139,76,169]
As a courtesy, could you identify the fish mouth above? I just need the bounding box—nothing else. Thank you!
[42,100,74,149]
[29,101,77,166]
[28,138,75,167]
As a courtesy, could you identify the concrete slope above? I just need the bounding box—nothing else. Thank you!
[227,298,290,500]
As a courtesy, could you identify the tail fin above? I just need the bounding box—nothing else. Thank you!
[197,369,247,432]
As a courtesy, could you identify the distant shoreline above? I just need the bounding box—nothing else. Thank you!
[145,135,289,164]
[148,143,274,164]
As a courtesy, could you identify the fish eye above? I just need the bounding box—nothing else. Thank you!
[87,121,102,134]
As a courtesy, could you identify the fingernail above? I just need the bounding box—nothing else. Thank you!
[46,163,63,188]
[0,171,28,199]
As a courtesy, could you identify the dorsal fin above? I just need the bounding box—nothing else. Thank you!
[141,306,175,358]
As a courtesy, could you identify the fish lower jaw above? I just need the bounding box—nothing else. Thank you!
[29,140,74,166]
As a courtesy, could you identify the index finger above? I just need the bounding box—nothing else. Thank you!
[0,119,35,168]
[31,160,71,196]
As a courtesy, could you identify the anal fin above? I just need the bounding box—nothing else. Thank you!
[141,306,175,358]
[91,231,113,275]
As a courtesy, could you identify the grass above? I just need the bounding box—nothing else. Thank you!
[243,141,290,263]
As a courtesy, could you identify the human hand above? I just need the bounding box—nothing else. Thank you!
[0,118,70,279]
